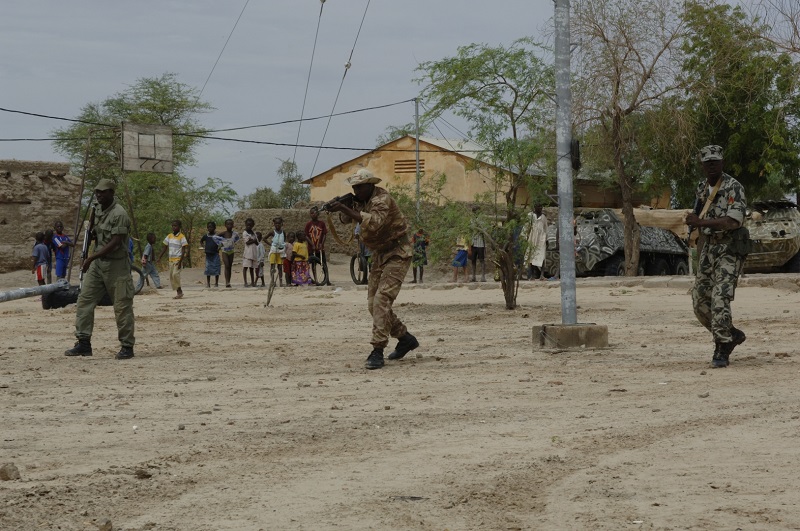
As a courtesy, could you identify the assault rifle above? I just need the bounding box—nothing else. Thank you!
[320,193,355,212]
[79,204,97,289]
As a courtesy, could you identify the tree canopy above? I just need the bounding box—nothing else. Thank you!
[50,73,236,263]
[415,37,556,308]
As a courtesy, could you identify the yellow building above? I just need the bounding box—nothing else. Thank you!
[304,135,670,209]
[303,135,518,205]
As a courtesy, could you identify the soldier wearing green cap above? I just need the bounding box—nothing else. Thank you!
[65,178,136,360]
[685,145,748,368]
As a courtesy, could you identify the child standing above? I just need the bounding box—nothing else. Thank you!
[31,231,49,286]
[218,219,240,288]
[292,231,314,286]
[241,218,258,287]
[266,217,287,287]
[411,228,430,284]
[452,236,469,283]
[141,232,162,289]
[256,231,266,287]
[200,221,223,288]
[51,221,74,280]
[158,220,188,299]
[283,231,295,286]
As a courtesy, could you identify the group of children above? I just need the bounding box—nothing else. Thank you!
[262,216,315,287]
[31,214,322,295]
[195,216,316,290]
[31,221,75,285]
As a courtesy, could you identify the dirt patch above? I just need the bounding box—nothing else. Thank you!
[1,258,799,529]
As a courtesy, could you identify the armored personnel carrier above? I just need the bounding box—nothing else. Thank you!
[743,200,800,273]
[543,208,689,277]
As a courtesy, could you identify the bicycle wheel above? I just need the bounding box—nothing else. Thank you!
[309,256,327,286]
[350,253,368,285]
[130,264,145,295]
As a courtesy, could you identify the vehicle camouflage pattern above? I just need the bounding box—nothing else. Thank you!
[743,200,800,273]
[543,208,689,278]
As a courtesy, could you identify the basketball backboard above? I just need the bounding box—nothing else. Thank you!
[121,122,173,173]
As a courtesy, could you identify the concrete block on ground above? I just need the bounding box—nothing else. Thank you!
[535,323,608,349]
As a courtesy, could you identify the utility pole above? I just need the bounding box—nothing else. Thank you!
[415,98,421,220]
[537,0,607,349]
[554,0,577,325]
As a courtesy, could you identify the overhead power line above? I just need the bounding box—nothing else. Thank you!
[200,0,250,97]
[201,98,413,134]
[308,0,371,179]
[0,98,413,138]
[0,106,114,127]
[293,0,327,165]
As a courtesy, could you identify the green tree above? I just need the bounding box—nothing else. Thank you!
[415,37,556,309]
[681,0,800,201]
[276,159,310,208]
[50,73,219,255]
[239,159,309,210]
[239,186,283,209]
[573,0,688,275]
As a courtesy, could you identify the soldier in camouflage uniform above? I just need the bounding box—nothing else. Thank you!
[327,169,418,369]
[685,145,747,368]
[65,179,136,360]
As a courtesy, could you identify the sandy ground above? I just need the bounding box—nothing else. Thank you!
[1,253,800,530]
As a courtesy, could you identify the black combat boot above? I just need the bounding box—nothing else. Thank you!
[115,347,134,360]
[365,348,385,370]
[731,327,746,350]
[64,340,92,357]
[711,342,728,369]
[713,341,734,368]
[387,332,419,360]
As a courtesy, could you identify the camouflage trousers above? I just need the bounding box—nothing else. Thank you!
[75,257,135,348]
[692,242,743,343]
[367,251,412,349]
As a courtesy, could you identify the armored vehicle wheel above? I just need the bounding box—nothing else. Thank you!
[674,259,689,275]
[646,257,670,276]
[604,255,625,276]
[783,251,800,273]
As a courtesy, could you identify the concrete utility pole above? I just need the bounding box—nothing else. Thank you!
[536,0,608,349]
[554,0,577,325]
[415,98,421,220]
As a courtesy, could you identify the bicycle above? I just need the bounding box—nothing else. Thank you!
[350,244,370,285]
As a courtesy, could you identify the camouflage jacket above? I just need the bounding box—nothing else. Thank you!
[357,187,411,258]
[695,173,746,237]
[93,198,131,261]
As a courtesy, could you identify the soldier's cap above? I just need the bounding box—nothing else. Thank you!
[94,178,117,191]
[346,169,381,186]
[699,145,723,162]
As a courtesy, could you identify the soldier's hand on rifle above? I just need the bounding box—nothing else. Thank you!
[685,212,701,227]
[80,255,93,274]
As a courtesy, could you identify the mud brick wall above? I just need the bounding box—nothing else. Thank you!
[0,160,81,273]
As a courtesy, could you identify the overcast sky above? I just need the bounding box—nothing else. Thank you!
[1,1,553,197]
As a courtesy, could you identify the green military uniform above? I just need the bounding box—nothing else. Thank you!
[75,197,135,348]
[692,172,746,348]
[357,186,412,349]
